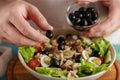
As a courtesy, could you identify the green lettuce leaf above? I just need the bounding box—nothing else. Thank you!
[77,59,94,77]
[35,67,68,79]
[90,37,110,57]
[77,59,110,77]
[92,64,110,74]
[81,37,93,48]
[19,46,36,63]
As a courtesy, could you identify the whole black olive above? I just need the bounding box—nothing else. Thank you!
[86,12,92,19]
[50,57,60,67]
[79,13,84,19]
[69,13,76,22]
[72,18,81,25]
[46,30,53,39]
[75,55,82,63]
[74,11,80,17]
[58,44,65,50]
[57,37,66,45]
[87,7,95,13]
[91,12,98,21]
[86,19,95,26]
[78,19,88,26]
[42,50,49,55]
[79,7,87,12]
[91,51,101,57]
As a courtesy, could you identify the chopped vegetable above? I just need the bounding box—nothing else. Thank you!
[90,37,110,57]
[27,58,41,69]
[35,67,68,79]
[92,64,110,74]
[19,46,36,63]
[77,59,94,77]
[105,50,112,64]
[77,59,110,77]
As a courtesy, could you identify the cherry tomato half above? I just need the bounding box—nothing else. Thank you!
[27,58,41,69]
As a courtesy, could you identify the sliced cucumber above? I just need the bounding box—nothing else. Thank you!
[105,50,112,64]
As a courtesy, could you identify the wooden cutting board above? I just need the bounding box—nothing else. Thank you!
[7,57,120,80]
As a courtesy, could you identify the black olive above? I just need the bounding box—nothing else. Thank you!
[74,11,80,17]
[58,44,65,50]
[75,55,82,63]
[74,18,81,25]
[86,12,92,18]
[78,19,88,26]
[68,13,76,22]
[46,30,53,39]
[86,19,95,26]
[50,57,60,67]
[91,12,98,21]
[78,12,84,19]
[86,7,98,21]
[57,37,66,45]
[72,18,78,25]
[87,7,95,13]
[79,7,87,12]
[91,51,101,57]
[82,68,93,75]
[42,50,49,55]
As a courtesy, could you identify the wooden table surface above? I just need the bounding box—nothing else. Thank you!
[7,57,120,80]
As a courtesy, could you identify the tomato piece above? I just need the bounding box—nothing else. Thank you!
[34,43,44,52]
[99,56,104,64]
[27,58,41,69]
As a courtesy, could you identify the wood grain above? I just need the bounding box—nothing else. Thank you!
[7,57,120,80]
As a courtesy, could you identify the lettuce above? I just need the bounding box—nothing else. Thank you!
[77,60,94,77]
[92,64,110,74]
[19,46,36,63]
[81,37,93,48]
[77,59,110,77]
[90,37,110,57]
[35,67,68,79]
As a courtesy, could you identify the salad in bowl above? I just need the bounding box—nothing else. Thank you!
[18,30,116,80]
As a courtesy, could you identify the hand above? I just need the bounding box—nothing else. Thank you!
[0,0,53,46]
[75,0,120,37]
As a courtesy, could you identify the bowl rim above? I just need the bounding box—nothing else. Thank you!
[18,44,116,80]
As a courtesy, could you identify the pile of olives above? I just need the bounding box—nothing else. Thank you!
[68,7,99,31]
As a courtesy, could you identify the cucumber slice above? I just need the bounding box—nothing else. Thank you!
[105,50,112,64]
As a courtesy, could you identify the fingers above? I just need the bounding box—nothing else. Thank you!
[9,13,49,43]
[2,23,39,46]
[27,4,53,31]
[76,0,99,3]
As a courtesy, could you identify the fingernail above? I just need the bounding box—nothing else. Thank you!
[49,25,53,30]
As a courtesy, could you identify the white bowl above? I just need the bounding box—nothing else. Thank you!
[18,43,116,80]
